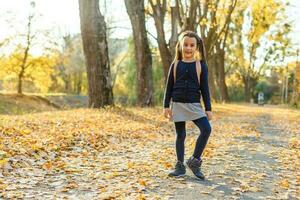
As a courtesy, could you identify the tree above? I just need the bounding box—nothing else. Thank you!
[125,0,154,106]
[0,37,10,50]
[146,0,206,82]
[79,0,113,108]
[147,0,178,82]
[194,0,237,102]
[291,58,300,106]
[61,34,85,94]
[16,1,36,94]
[147,0,237,102]
[230,0,289,102]
[0,1,57,94]
[1,47,55,93]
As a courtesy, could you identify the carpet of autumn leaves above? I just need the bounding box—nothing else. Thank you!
[0,104,299,199]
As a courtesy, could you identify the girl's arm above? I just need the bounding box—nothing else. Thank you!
[163,63,175,108]
[200,62,212,111]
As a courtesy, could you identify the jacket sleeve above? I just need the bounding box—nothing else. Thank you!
[163,63,175,108]
[200,62,212,111]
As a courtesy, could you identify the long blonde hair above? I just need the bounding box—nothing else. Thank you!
[173,31,207,63]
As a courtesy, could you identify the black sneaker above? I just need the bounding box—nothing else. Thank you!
[186,156,205,180]
[168,161,186,177]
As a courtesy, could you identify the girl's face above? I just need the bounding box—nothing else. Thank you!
[181,36,197,60]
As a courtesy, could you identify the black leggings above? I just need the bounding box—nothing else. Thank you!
[174,117,211,162]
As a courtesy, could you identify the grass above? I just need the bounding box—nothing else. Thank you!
[0,93,58,115]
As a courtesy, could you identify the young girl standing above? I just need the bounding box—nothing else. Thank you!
[163,31,212,180]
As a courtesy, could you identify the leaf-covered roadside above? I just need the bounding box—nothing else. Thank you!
[0,104,299,199]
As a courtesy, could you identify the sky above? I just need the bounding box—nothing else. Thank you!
[0,0,299,61]
[0,0,131,41]
[287,0,300,43]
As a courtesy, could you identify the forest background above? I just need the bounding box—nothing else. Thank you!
[0,0,300,108]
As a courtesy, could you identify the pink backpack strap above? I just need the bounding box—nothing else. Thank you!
[173,60,179,83]
[196,60,201,85]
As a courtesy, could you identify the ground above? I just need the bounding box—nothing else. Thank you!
[0,103,299,199]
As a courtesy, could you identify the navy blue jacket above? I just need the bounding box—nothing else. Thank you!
[163,60,212,111]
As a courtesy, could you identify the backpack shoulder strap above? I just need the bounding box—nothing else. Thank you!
[173,60,179,83]
[196,60,201,85]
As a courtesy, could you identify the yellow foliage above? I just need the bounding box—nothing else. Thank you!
[248,0,281,43]
[226,73,244,87]
[1,47,57,93]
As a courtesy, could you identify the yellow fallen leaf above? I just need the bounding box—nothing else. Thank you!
[289,137,299,149]
[0,150,7,159]
[0,158,8,166]
[21,129,31,135]
[139,179,146,186]
[164,162,172,168]
[127,161,134,169]
[65,182,78,189]
[42,161,52,170]
[0,182,7,190]
[240,182,250,192]
[113,172,119,177]
[249,186,261,192]
[139,194,146,200]
[279,179,289,189]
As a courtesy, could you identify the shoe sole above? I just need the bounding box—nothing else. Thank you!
[186,166,205,180]
[168,174,186,177]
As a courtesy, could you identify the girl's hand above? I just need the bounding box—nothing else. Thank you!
[205,111,213,121]
[163,108,172,119]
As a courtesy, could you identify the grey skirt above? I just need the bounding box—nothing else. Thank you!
[171,102,207,122]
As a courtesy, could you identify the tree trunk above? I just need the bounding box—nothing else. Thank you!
[76,72,82,95]
[207,57,218,101]
[65,74,71,93]
[79,0,113,108]
[169,6,178,61]
[17,73,23,94]
[149,2,172,82]
[184,0,198,31]
[198,0,236,103]
[17,13,32,95]
[216,48,229,102]
[212,54,221,101]
[243,76,251,102]
[125,0,154,106]
[292,62,300,105]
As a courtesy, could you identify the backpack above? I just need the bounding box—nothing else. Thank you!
[173,60,201,84]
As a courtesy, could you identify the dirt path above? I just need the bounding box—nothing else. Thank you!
[169,106,299,200]
[0,104,299,199]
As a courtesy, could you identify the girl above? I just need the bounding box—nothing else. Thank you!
[163,31,212,180]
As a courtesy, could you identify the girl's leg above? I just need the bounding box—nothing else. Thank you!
[192,117,212,160]
[174,121,186,162]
